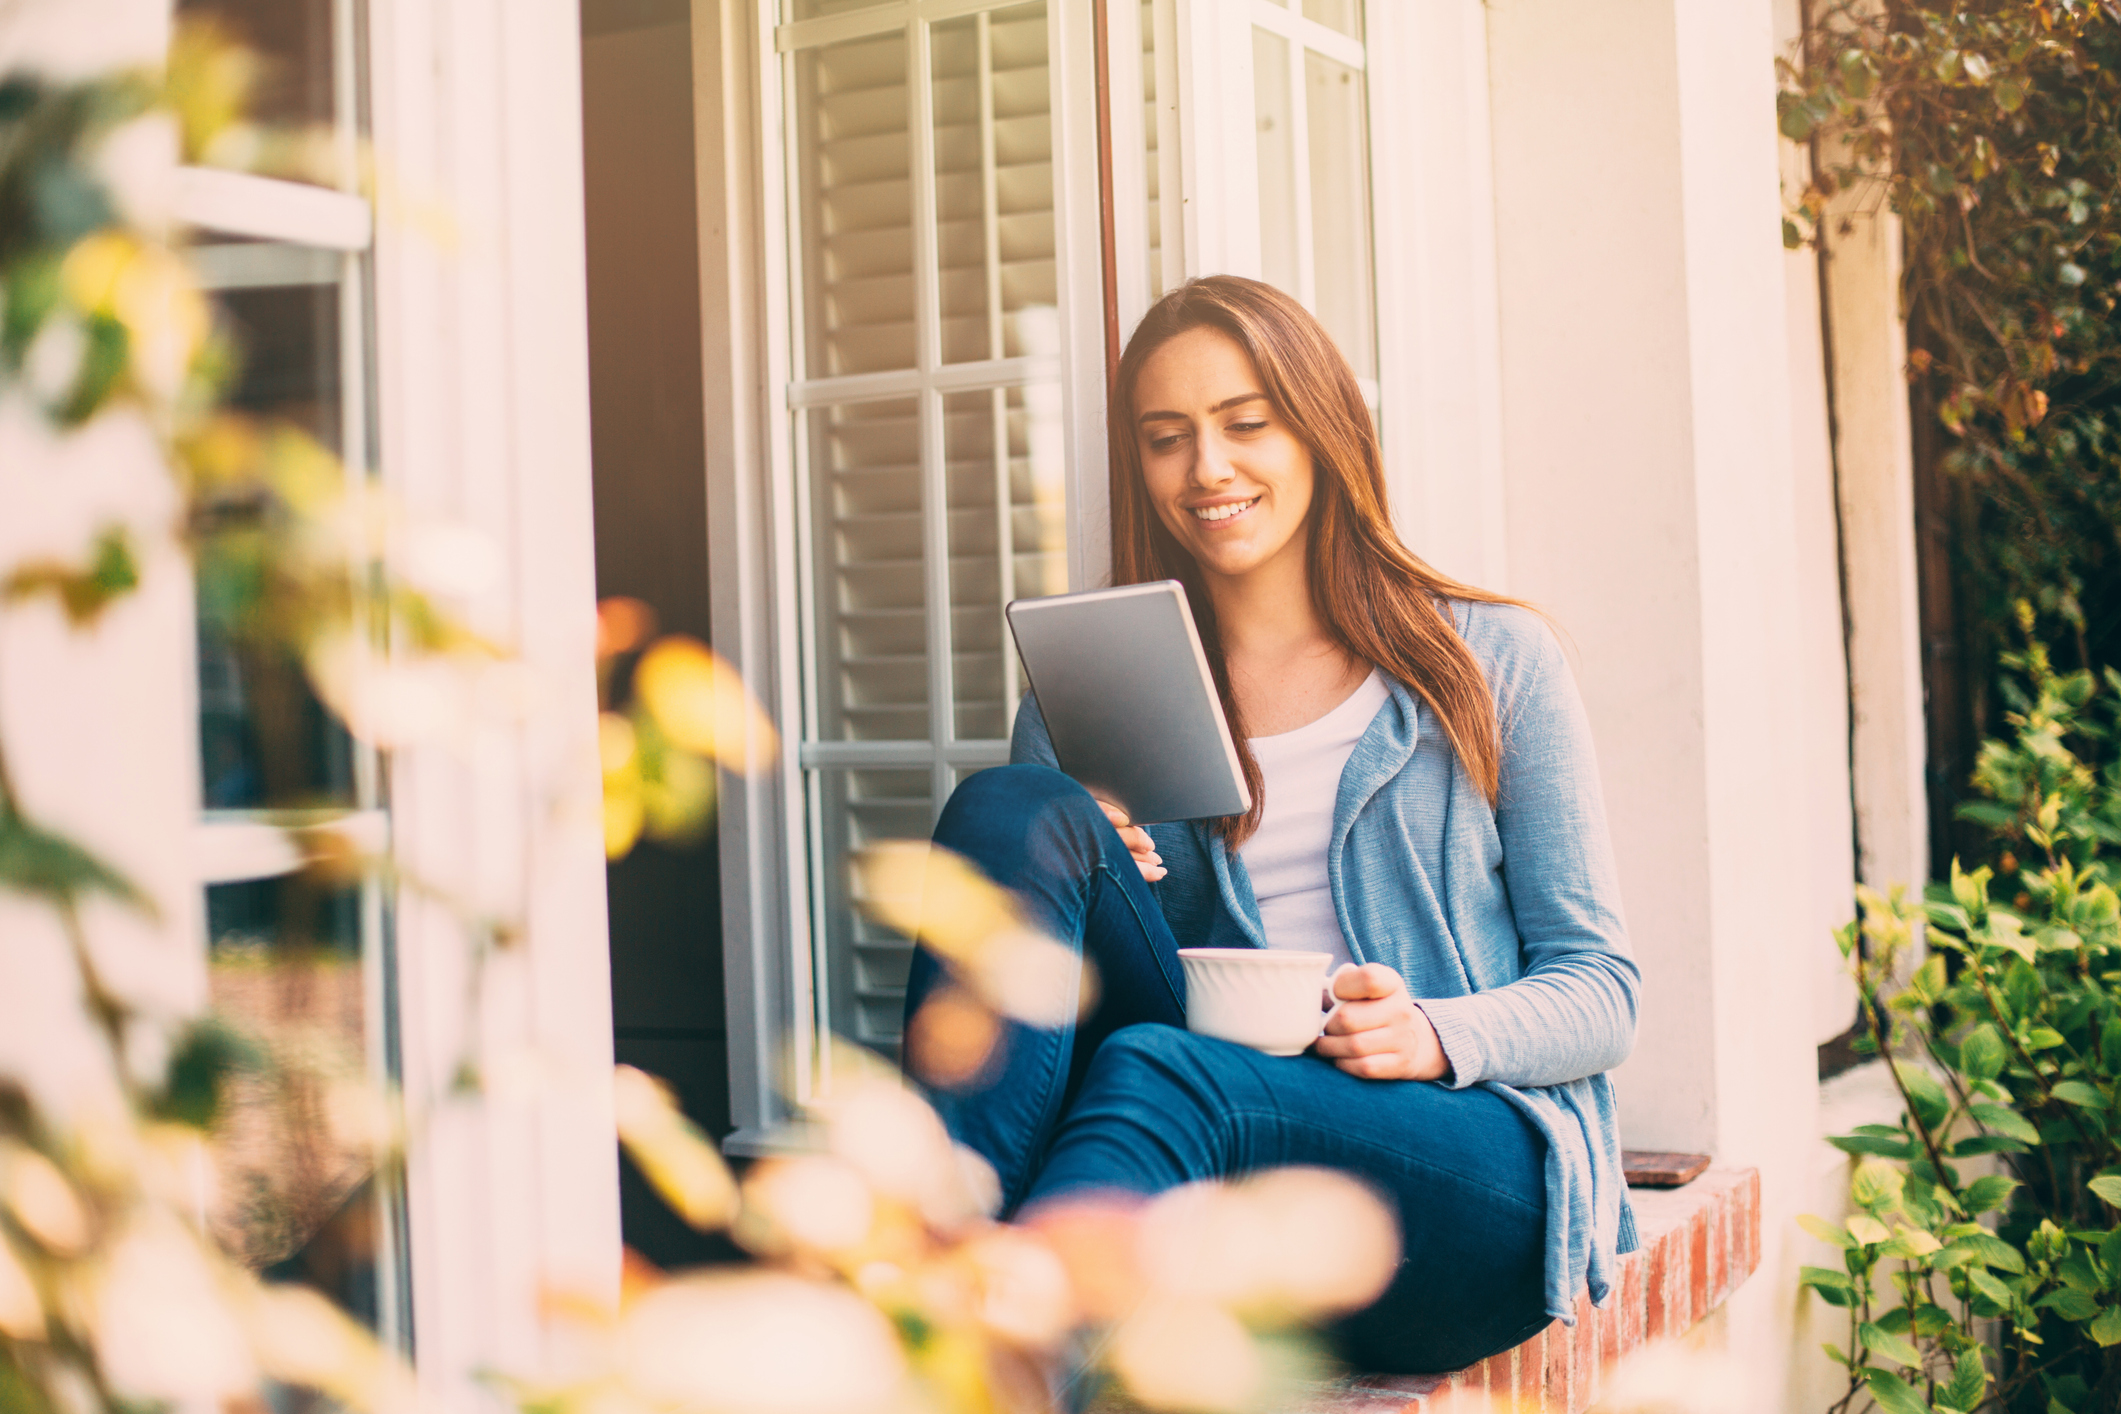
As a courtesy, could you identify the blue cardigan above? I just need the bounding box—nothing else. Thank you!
[1010,599,1640,1322]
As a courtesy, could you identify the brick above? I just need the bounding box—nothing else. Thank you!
[1543,1316,1574,1414]
[1707,1193,1727,1301]
[1688,1207,1710,1326]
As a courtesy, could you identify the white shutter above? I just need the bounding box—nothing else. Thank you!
[784,2,1068,1055]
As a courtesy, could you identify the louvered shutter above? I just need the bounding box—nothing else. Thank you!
[785,2,1068,1053]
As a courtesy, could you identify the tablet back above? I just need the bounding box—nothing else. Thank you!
[1005,581,1251,824]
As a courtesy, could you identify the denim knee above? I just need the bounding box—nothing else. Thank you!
[934,764,1109,865]
[1079,1023,1219,1103]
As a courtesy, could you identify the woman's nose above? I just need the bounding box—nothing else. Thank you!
[1191,437,1236,487]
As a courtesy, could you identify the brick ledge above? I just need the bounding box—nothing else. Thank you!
[1296,1166,1762,1414]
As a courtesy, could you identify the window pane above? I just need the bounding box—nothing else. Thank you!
[176,0,336,127]
[1141,0,1167,301]
[814,767,933,1050]
[931,4,1055,366]
[198,275,358,810]
[806,398,927,742]
[206,876,390,1325]
[1306,49,1376,377]
[794,30,914,379]
[1303,0,1362,39]
[943,382,1067,742]
[1252,28,1298,301]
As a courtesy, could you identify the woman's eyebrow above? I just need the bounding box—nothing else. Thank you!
[1136,392,1269,425]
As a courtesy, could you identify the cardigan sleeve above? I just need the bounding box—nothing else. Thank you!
[1415,613,1641,1090]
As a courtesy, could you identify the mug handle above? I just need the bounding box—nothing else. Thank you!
[1320,961,1360,1033]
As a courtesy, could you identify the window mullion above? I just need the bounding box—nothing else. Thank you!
[909,17,954,812]
[1288,35,1315,309]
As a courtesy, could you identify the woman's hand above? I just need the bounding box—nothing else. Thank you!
[1314,963,1450,1082]
[1097,800,1166,882]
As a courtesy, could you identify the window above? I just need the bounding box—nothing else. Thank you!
[721,0,1392,1138]
[774,0,1078,1070]
[174,0,409,1349]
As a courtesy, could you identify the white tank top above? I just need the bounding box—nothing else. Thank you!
[1240,671,1391,969]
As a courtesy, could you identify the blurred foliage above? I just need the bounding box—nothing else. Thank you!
[1779,1,2121,717]
[1804,628,2121,1412]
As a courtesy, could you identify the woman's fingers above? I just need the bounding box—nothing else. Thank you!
[1094,798,1164,880]
[1330,963,1405,1003]
[1320,996,1397,1036]
[1313,1025,1397,1058]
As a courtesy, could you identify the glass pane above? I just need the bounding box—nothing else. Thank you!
[816,767,933,1051]
[931,4,1055,366]
[1252,28,1298,301]
[199,277,358,810]
[1141,0,1167,302]
[807,398,928,742]
[1306,49,1376,378]
[794,30,914,378]
[943,382,1067,742]
[1303,0,1362,39]
[176,0,336,127]
[206,875,389,1325]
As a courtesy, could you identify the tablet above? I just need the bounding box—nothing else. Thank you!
[1005,581,1252,824]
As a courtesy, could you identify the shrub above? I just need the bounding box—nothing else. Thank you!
[1806,632,2121,1412]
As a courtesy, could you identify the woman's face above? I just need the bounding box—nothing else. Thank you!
[1133,326,1317,587]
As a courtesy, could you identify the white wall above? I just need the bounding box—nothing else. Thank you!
[1483,0,1843,1407]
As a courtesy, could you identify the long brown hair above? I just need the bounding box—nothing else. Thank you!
[1109,275,1526,845]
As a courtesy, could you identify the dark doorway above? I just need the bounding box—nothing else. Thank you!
[581,0,734,1269]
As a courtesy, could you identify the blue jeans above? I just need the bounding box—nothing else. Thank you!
[903,765,1553,1373]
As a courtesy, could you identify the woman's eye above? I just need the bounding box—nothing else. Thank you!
[1147,434,1186,453]
[1228,420,1268,435]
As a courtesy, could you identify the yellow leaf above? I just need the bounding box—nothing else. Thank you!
[1846,1213,1892,1246]
[632,638,778,773]
[612,1066,738,1230]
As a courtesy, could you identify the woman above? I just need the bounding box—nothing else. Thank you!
[902,276,1639,1374]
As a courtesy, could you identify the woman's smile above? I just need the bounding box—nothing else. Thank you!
[1191,495,1260,523]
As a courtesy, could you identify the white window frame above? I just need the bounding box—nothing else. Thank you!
[176,0,410,1353]
[704,0,1107,1152]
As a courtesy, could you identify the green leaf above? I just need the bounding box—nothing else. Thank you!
[1851,1158,1908,1212]
[1942,1349,1986,1411]
[2029,1025,2068,1049]
[1951,1133,2029,1156]
[2059,1252,2103,1292]
[1951,1231,2026,1273]
[1960,1023,2007,1080]
[2052,1080,2107,1109]
[1996,78,2025,111]
[1962,1174,2020,1215]
[1798,1213,1856,1249]
[0,811,149,911]
[1864,1368,1932,1414]
[1969,1102,2040,1144]
[2040,1287,2101,1320]
[1967,1267,2016,1308]
[2091,1304,2121,1346]
[1800,1265,1856,1306]
[1831,1132,1917,1160]
[1895,1062,1953,1127]
[2087,1174,2121,1207]
[1858,1322,1921,1369]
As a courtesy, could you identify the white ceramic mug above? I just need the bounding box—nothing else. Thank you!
[1178,948,1336,1056]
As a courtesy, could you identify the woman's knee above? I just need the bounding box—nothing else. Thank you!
[934,764,1109,868]
[1079,1024,1222,1104]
